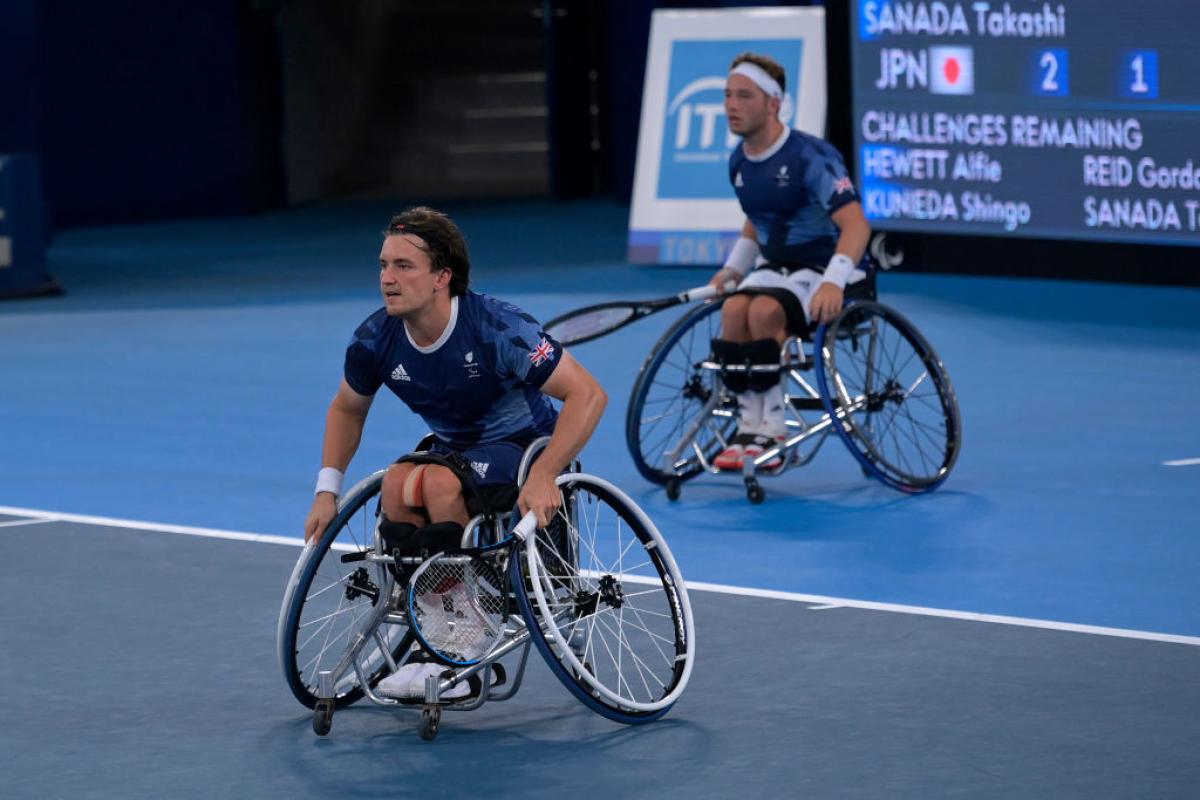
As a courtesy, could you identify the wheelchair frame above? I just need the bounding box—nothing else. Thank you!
[625,293,962,504]
[277,438,696,740]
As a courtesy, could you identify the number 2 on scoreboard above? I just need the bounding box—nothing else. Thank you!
[1034,49,1069,96]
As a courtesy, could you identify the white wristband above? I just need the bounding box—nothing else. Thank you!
[722,236,760,276]
[315,466,344,497]
[821,253,856,289]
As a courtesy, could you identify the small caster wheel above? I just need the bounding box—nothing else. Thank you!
[745,479,765,504]
[418,705,441,741]
[312,699,334,736]
[665,479,681,501]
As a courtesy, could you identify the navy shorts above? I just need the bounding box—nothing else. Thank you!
[400,439,527,515]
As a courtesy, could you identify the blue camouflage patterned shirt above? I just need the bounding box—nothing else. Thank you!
[729,128,860,267]
[343,291,561,449]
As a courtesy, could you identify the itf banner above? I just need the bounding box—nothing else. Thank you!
[628,7,827,264]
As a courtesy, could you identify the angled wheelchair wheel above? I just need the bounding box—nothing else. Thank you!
[512,474,695,724]
[815,301,961,493]
[626,299,735,485]
[278,471,415,709]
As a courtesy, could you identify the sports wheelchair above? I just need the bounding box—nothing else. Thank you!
[277,437,695,740]
[625,265,962,504]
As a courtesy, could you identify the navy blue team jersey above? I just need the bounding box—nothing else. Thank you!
[729,128,860,267]
[343,291,561,450]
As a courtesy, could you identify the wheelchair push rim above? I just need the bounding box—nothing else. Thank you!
[815,301,961,492]
[514,473,695,721]
[278,471,415,709]
[626,299,735,485]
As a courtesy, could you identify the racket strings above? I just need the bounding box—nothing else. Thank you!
[547,307,636,343]
[411,555,505,662]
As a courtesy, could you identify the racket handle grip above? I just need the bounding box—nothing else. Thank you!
[681,280,737,302]
[512,510,539,540]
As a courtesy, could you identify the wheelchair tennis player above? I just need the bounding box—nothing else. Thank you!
[708,52,873,471]
[303,206,606,699]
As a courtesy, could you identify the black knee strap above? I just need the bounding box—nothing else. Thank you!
[379,519,464,560]
[379,519,418,555]
[711,338,749,394]
[744,338,782,391]
[413,522,465,559]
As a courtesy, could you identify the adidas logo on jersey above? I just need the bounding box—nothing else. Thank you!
[470,460,489,479]
[390,363,411,382]
[734,171,744,187]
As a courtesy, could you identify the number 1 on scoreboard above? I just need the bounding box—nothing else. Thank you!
[1121,50,1159,98]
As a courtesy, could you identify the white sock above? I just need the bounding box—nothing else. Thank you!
[737,391,764,435]
[760,384,787,438]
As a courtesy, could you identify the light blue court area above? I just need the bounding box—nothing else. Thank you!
[2,198,1199,641]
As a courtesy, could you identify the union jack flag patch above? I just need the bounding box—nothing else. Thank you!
[528,338,556,367]
[833,176,854,194]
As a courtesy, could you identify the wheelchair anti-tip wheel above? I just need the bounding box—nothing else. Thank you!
[626,299,735,487]
[278,472,416,709]
[815,301,961,493]
[513,474,695,724]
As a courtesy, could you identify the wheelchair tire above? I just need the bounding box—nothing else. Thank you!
[278,471,416,709]
[512,473,695,724]
[626,299,736,485]
[815,301,961,493]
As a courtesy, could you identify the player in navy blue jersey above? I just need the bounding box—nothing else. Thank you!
[708,52,872,470]
[303,206,607,697]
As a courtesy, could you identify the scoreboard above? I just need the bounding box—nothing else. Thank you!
[850,1,1200,246]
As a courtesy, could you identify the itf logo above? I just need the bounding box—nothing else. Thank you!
[656,39,802,199]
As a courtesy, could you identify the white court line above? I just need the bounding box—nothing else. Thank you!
[0,504,302,547]
[3,503,1198,648]
[1163,457,1200,467]
[0,518,54,529]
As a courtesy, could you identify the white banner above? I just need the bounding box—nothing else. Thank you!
[627,7,827,264]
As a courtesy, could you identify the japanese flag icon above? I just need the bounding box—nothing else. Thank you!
[930,46,974,95]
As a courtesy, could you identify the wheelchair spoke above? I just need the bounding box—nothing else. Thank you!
[618,586,667,602]
[522,473,694,717]
[297,602,360,632]
[628,300,733,483]
[301,609,358,676]
[596,612,658,700]
[618,614,679,645]
[817,303,961,489]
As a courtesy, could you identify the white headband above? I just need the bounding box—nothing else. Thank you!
[730,62,783,100]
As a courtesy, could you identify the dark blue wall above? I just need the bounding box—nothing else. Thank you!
[17,1,282,231]
[0,1,40,152]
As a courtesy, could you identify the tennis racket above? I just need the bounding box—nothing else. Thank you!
[544,281,735,347]
[408,551,507,666]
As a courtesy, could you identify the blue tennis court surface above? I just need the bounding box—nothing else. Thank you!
[2,514,1198,798]
[2,199,1199,795]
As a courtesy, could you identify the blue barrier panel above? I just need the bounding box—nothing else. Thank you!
[0,153,57,298]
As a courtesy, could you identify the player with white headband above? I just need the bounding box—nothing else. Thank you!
[708,52,873,471]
